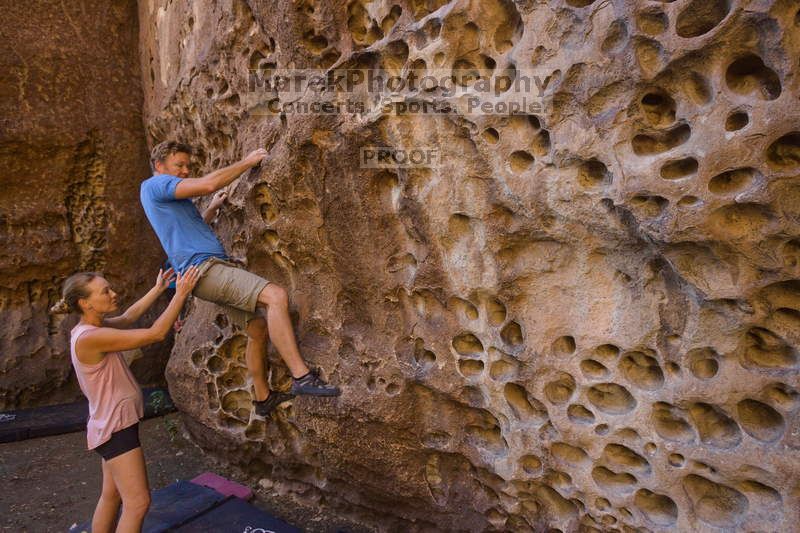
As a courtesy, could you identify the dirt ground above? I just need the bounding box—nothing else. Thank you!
[0,412,373,533]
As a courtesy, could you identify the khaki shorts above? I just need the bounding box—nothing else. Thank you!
[192,257,270,329]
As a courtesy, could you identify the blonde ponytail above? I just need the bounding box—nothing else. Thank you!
[49,298,71,315]
[52,272,101,315]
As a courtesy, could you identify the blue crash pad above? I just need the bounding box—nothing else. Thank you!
[69,480,226,533]
[172,495,303,532]
[1,387,174,443]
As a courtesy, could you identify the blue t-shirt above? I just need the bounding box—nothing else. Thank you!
[140,174,227,272]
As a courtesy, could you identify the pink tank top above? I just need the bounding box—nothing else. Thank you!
[70,323,144,450]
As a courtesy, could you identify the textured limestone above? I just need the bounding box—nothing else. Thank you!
[0,1,167,408]
[140,0,800,531]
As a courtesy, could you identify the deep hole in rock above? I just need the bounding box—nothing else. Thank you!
[408,58,427,84]
[594,344,620,360]
[634,37,663,75]
[452,332,484,355]
[766,132,800,169]
[640,91,676,127]
[567,404,596,424]
[682,475,748,527]
[742,326,798,369]
[676,0,730,37]
[630,194,668,217]
[577,159,611,187]
[492,2,523,53]
[531,130,550,156]
[707,203,775,240]
[725,54,782,100]
[636,9,667,35]
[551,335,576,356]
[660,157,698,179]
[509,151,534,172]
[381,5,402,34]
[520,455,542,474]
[500,321,524,346]
[619,351,664,390]
[483,127,500,144]
[688,402,742,449]
[452,58,481,87]
[602,19,628,53]
[708,167,756,194]
[544,372,576,404]
[634,489,678,526]
[736,398,785,442]
[580,359,609,379]
[632,123,691,155]
[725,111,749,131]
[504,383,538,419]
[690,358,718,379]
[486,298,507,326]
[683,71,712,105]
[458,358,485,377]
[566,0,597,7]
[413,339,436,367]
[410,0,449,20]
[668,453,684,467]
[587,382,636,414]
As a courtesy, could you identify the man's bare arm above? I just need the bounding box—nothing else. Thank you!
[202,191,228,224]
[175,148,268,199]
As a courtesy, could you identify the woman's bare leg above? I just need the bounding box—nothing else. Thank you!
[106,447,150,533]
[91,458,121,533]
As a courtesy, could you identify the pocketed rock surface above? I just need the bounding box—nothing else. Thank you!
[0,0,168,409]
[140,1,800,531]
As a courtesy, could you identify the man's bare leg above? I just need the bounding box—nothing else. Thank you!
[245,317,271,402]
[255,283,340,396]
[256,283,309,379]
[247,315,297,415]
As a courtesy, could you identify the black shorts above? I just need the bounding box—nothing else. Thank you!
[94,423,141,461]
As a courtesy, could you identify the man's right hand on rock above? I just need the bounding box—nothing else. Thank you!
[243,148,268,168]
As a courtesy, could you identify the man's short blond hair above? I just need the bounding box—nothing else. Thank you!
[150,140,193,171]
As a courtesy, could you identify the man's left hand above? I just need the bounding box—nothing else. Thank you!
[209,190,228,210]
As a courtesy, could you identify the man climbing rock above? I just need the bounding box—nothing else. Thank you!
[140,141,340,417]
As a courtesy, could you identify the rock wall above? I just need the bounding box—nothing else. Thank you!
[0,0,168,409]
[140,0,800,531]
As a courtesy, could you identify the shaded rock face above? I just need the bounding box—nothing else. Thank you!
[0,1,167,408]
[141,0,800,531]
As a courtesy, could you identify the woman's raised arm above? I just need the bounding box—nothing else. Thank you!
[75,267,201,364]
[102,268,175,328]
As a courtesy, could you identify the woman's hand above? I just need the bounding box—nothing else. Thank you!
[154,267,176,293]
[175,266,201,299]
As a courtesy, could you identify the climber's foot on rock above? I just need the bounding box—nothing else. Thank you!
[253,390,294,417]
[291,368,341,397]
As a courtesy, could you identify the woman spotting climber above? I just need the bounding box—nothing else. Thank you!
[50,266,200,533]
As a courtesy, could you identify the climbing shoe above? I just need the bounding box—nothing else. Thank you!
[253,390,294,417]
[290,368,341,397]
